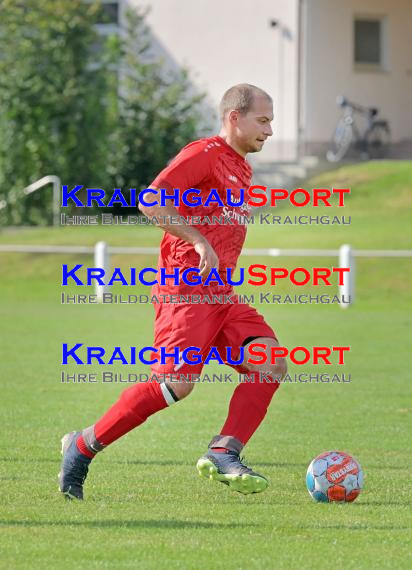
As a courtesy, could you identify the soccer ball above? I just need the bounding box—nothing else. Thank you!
[306,451,363,503]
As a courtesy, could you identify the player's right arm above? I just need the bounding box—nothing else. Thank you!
[139,189,218,276]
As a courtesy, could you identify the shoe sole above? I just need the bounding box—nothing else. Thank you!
[58,432,83,500]
[196,458,268,495]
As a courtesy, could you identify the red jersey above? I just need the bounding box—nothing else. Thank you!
[150,135,253,297]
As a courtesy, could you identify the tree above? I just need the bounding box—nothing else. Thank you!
[0,0,115,225]
[106,8,212,214]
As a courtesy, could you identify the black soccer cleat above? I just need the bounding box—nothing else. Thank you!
[58,431,92,500]
[196,449,268,494]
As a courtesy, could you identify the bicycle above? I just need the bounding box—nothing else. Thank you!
[326,96,390,162]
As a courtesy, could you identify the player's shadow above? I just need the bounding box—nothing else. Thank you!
[2,519,408,531]
[0,519,252,530]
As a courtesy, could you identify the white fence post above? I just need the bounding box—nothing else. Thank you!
[94,241,109,302]
[339,244,354,308]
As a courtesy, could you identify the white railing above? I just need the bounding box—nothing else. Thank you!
[24,175,61,226]
[1,244,411,258]
[1,242,411,307]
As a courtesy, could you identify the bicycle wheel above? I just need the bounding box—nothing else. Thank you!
[365,123,390,159]
[326,118,353,162]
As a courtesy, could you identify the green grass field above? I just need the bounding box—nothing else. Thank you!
[0,161,411,569]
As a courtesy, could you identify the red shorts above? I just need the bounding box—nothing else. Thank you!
[150,299,277,377]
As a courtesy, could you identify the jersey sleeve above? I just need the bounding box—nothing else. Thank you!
[150,141,212,193]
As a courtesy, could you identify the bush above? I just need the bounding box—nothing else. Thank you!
[0,1,211,225]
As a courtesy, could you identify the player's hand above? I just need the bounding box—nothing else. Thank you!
[193,238,219,277]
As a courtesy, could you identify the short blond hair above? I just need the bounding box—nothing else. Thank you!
[219,83,272,121]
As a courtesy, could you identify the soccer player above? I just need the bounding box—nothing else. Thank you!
[59,83,287,500]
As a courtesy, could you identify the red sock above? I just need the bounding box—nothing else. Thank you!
[212,447,228,453]
[93,381,171,446]
[76,435,95,459]
[220,371,280,445]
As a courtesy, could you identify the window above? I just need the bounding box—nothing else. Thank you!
[354,17,387,71]
[98,2,119,26]
[83,0,119,27]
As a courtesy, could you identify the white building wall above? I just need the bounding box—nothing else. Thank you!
[125,0,300,162]
[304,0,412,144]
